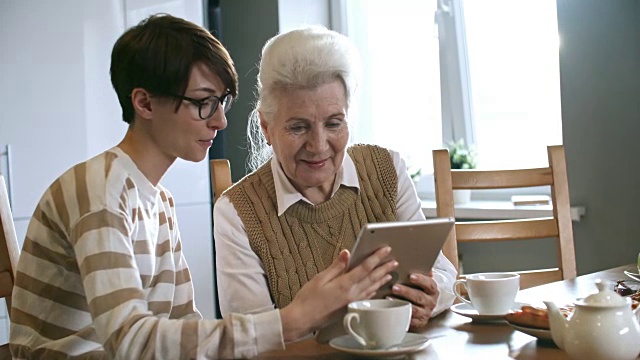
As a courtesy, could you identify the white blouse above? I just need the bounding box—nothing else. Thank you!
[213,149,457,318]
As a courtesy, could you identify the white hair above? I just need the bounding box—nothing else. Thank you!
[246,26,361,171]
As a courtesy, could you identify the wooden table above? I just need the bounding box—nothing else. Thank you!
[254,264,636,359]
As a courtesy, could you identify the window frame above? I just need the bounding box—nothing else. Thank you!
[436,0,475,147]
[330,0,560,200]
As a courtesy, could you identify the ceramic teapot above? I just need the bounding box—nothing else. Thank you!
[544,279,640,360]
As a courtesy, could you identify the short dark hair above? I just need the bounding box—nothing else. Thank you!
[110,14,238,124]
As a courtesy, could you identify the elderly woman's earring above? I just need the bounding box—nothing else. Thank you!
[267,141,271,146]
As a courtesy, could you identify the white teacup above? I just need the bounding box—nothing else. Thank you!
[453,272,520,315]
[343,299,411,349]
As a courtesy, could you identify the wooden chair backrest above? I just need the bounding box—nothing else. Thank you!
[209,159,233,203]
[0,174,20,355]
[432,145,577,289]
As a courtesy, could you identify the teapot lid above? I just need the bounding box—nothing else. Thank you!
[575,279,629,307]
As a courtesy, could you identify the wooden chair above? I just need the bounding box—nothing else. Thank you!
[0,174,20,358]
[433,145,577,289]
[209,159,233,203]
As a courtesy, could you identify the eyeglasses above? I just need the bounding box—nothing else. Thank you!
[168,91,233,120]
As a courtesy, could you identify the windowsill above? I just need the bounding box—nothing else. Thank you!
[421,199,586,222]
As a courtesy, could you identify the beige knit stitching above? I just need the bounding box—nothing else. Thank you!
[226,144,398,308]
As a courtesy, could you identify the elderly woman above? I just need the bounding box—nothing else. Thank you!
[213,26,457,332]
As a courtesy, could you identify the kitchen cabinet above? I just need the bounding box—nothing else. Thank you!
[0,0,127,220]
[1,0,209,215]
[0,1,218,342]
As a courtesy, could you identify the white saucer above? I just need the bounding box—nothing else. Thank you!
[507,322,554,342]
[329,333,431,358]
[624,270,640,282]
[450,302,527,322]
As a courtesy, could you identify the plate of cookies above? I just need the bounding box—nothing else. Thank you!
[505,305,572,343]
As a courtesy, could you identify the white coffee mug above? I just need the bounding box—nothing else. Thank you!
[343,299,411,349]
[453,272,520,315]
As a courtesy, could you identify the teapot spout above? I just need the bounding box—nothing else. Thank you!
[544,301,568,350]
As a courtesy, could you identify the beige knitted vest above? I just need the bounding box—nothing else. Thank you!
[225,144,398,308]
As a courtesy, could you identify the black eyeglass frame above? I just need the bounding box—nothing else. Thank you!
[167,91,233,120]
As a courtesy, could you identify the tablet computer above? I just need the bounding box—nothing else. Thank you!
[347,217,455,299]
[315,217,454,343]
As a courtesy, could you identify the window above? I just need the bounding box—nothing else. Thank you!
[340,0,442,175]
[462,0,562,170]
[337,0,563,176]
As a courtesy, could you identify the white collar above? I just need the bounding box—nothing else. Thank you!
[271,152,360,216]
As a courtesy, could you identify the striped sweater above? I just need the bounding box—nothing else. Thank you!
[10,147,283,359]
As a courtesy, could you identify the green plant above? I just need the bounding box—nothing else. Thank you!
[447,139,477,169]
[408,166,422,181]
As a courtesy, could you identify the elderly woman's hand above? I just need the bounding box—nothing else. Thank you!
[280,247,398,342]
[390,271,439,330]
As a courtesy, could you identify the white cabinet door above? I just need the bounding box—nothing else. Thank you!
[124,0,204,27]
[0,0,127,219]
[0,317,7,347]
[1,0,209,218]
[162,159,213,206]
[1,0,88,219]
[175,203,216,319]
[2,0,216,321]
[13,218,29,251]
